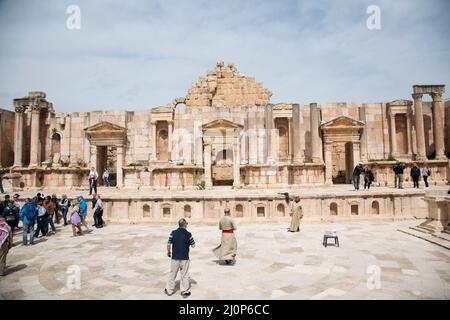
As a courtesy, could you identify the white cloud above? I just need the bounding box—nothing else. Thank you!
[0,0,448,111]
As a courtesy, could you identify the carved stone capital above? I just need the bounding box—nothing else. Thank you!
[15,105,25,113]
[430,92,443,102]
[411,93,423,101]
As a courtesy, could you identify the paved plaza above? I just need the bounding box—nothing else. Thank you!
[0,219,449,300]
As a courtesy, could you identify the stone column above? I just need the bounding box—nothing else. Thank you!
[288,117,293,162]
[265,105,274,163]
[116,145,124,188]
[203,143,212,187]
[292,104,304,163]
[13,105,25,167]
[310,103,321,163]
[233,141,241,187]
[406,111,413,156]
[359,105,368,162]
[412,93,427,161]
[151,120,157,161]
[352,142,361,166]
[431,92,446,160]
[194,122,203,166]
[29,105,41,167]
[89,144,97,169]
[324,142,333,185]
[389,113,397,158]
[168,120,173,161]
[248,108,257,164]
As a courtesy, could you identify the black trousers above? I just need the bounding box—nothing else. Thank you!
[364,180,372,189]
[423,176,429,187]
[413,177,419,188]
[34,215,48,237]
[93,208,104,227]
[89,181,97,195]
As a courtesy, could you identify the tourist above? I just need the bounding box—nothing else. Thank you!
[88,167,99,195]
[51,194,60,224]
[93,194,104,228]
[1,194,10,214]
[13,194,21,231]
[78,196,90,231]
[34,202,48,238]
[392,161,405,189]
[102,168,110,187]
[165,218,195,298]
[0,216,13,276]
[422,166,431,188]
[410,163,421,188]
[288,195,303,232]
[32,193,44,205]
[352,163,364,190]
[19,198,37,245]
[58,194,70,226]
[2,197,19,233]
[213,208,237,265]
[69,200,83,237]
[44,196,56,234]
[364,167,375,190]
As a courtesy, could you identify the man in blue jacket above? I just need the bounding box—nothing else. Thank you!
[77,196,90,231]
[19,198,37,245]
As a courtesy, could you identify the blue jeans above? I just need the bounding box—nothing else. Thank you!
[61,207,68,225]
[47,216,56,232]
[353,175,360,190]
[22,222,35,244]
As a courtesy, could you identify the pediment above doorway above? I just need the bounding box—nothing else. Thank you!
[320,116,365,131]
[84,121,127,146]
[202,119,244,130]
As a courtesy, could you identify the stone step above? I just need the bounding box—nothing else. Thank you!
[397,227,450,250]
[410,226,450,241]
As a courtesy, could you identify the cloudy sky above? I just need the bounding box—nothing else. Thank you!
[0,0,449,112]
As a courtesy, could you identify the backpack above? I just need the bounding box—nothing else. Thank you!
[4,204,16,222]
[24,202,37,221]
[427,169,431,176]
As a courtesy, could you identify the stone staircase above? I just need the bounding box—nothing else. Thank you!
[398,224,450,250]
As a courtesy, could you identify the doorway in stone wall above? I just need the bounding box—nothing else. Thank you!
[96,146,117,186]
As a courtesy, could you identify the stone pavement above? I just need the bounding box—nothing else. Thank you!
[0,219,449,300]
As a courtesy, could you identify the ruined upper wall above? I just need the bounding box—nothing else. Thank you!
[185,61,272,108]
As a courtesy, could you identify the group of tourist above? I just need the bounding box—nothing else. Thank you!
[0,191,105,276]
[352,162,432,190]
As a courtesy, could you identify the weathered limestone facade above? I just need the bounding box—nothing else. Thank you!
[0,62,448,192]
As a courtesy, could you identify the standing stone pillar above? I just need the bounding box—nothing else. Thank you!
[412,93,427,161]
[310,103,322,163]
[116,145,124,188]
[233,141,241,187]
[168,121,173,161]
[324,142,333,185]
[194,122,203,166]
[353,142,361,167]
[406,111,413,156]
[389,113,397,158]
[292,104,304,163]
[265,105,274,163]
[431,92,446,160]
[359,105,368,162]
[248,108,257,164]
[90,144,97,169]
[203,143,212,187]
[151,120,157,161]
[29,105,41,167]
[288,117,293,162]
[13,105,25,167]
